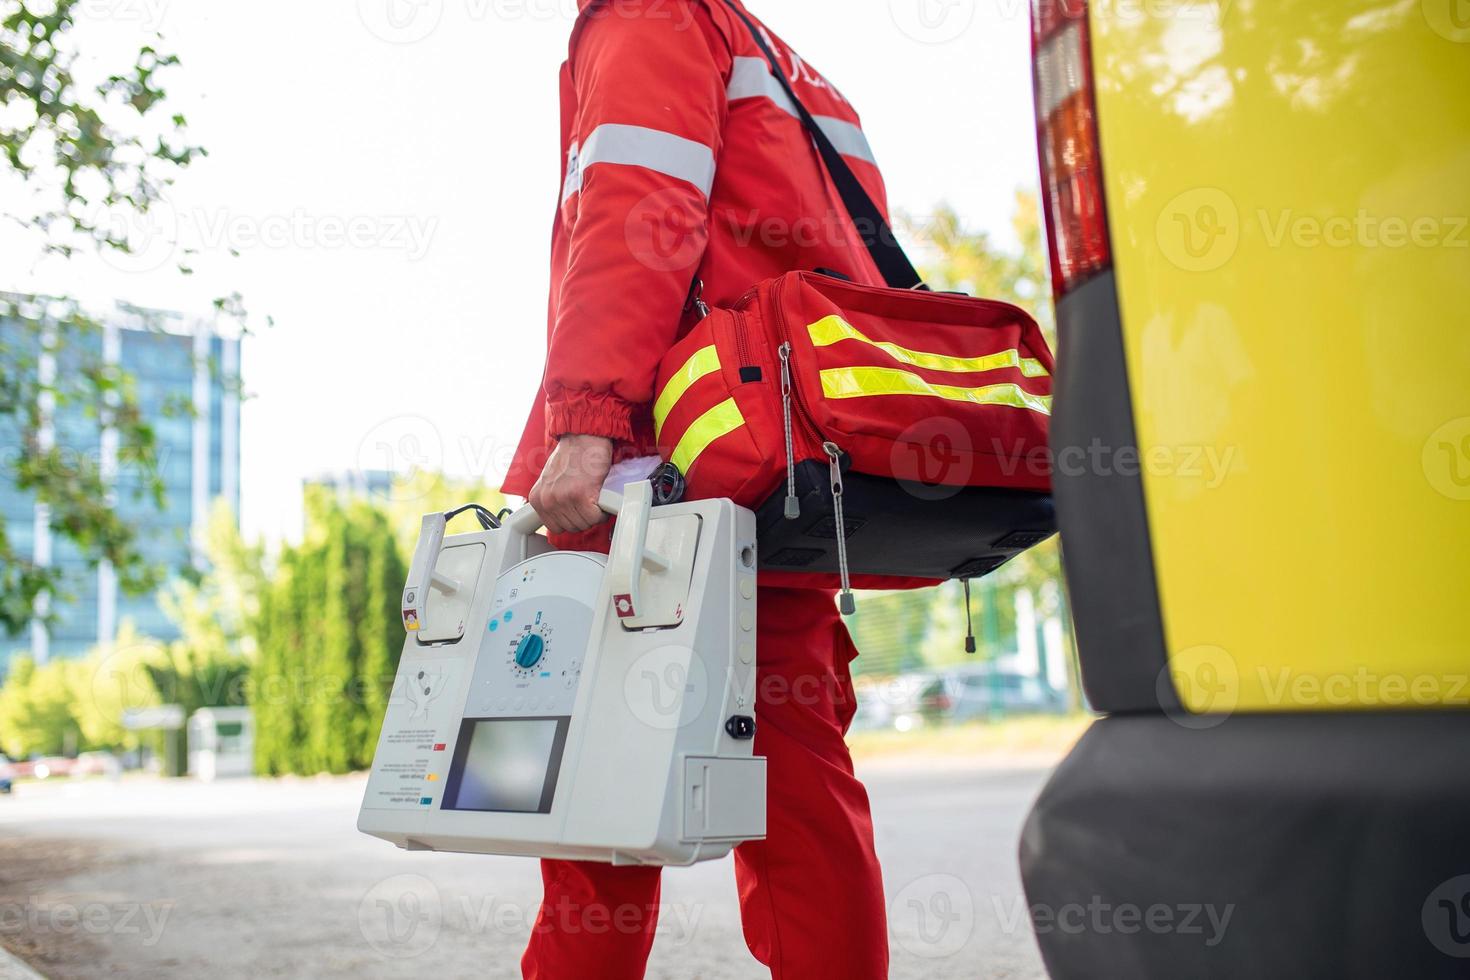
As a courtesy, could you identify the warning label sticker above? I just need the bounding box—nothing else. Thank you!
[362,658,458,810]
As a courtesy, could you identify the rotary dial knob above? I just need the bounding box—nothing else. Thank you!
[513,632,545,670]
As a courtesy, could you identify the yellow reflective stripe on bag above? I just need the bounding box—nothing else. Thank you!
[819,365,1053,416]
[669,397,746,473]
[807,314,1049,379]
[653,344,721,441]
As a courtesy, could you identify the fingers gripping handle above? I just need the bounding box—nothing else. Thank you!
[503,486,669,609]
[504,490,626,537]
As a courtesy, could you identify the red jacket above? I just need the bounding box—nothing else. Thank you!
[502,0,891,499]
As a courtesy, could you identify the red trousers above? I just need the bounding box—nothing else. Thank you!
[520,586,888,978]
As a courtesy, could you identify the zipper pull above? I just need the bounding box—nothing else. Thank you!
[962,578,976,654]
[778,343,800,519]
[824,441,855,615]
[687,278,711,319]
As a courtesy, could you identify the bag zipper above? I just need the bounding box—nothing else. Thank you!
[777,342,802,518]
[770,278,857,617]
[795,269,1034,320]
[769,278,825,450]
[824,441,855,615]
[772,277,836,500]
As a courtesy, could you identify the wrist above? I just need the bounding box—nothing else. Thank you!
[556,433,615,448]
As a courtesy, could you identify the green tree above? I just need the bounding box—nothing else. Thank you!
[0,1,252,640]
[250,493,405,775]
[908,192,1056,348]
[306,502,358,773]
[355,520,405,762]
[250,550,302,775]
[0,655,77,756]
[70,623,163,751]
[146,504,261,715]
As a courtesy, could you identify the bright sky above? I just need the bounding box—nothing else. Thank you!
[3,0,1040,547]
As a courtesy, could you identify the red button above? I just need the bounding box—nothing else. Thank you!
[433,743,446,751]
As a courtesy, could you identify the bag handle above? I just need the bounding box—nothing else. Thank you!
[717,0,925,290]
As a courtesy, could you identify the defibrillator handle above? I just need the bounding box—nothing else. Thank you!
[505,482,670,618]
[503,490,628,538]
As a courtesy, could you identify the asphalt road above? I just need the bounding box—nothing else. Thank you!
[0,760,1053,979]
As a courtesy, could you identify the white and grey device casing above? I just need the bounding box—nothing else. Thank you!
[357,484,764,866]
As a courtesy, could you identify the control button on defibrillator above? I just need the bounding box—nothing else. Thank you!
[724,715,756,740]
[514,632,545,669]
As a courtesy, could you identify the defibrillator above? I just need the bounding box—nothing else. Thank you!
[357,481,765,866]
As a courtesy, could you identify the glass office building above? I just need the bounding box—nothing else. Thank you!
[0,304,240,673]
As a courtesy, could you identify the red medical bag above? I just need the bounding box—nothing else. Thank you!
[654,0,1058,608]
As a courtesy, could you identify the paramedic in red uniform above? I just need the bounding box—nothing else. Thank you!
[500,1,896,976]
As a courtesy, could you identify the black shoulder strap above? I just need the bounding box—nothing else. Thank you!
[717,0,925,290]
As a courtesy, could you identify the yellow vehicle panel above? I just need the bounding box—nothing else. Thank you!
[1089,0,1470,711]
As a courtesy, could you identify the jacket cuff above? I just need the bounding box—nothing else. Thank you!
[545,391,636,444]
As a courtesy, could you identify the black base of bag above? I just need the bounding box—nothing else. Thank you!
[753,460,1056,583]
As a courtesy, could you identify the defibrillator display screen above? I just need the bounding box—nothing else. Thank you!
[442,717,570,813]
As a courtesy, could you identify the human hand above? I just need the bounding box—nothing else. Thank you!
[528,434,615,534]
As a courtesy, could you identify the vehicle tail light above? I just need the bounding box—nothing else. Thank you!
[1032,0,1110,297]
